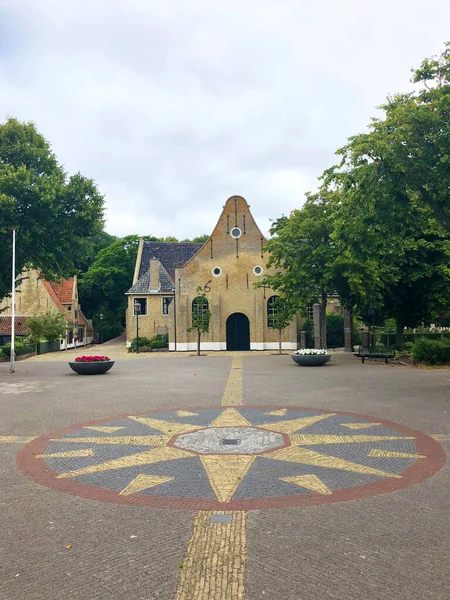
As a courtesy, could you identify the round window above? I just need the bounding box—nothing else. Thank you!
[253,266,263,276]
[212,267,222,277]
[230,227,242,239]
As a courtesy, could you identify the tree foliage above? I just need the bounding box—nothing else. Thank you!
[260,193,336,348]
[27,310,68,344]
[0,118,105,301]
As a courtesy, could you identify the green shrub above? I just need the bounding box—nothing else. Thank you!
[128,336,153,352]
[1,338,34,357]
[413,338,450,365]
[403,341,415,351]
[150,334,168,349]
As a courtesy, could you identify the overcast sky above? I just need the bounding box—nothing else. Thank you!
[1,1,449,239]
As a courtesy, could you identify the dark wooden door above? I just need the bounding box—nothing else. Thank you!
[226,313,250,351]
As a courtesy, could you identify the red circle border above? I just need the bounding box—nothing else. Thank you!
[16,405,447,511]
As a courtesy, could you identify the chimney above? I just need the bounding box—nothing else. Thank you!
[149,258,160,292]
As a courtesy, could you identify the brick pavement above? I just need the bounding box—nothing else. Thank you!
[0,352,449,599]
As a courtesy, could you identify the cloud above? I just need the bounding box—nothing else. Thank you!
[1,0,449,238]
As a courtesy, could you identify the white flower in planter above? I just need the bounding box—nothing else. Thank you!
[294,349,328,356]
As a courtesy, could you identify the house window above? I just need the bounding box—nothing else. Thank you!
[78,327,84,343]
[134,298,147,316]
[230,227,242,239]
[74,309,78,320]
[306,304,314,321]
[192,296,209,324]
[267,295,280,328]
[162,296,172,315]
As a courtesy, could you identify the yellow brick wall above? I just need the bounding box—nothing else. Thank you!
[126,294,170,343]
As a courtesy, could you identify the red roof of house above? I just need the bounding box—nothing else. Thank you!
[40,278,73,323]
[49,278,74,304]
[78,310,94,334]
[0,316,31,336]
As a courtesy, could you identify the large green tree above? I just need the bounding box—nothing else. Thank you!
[0,118,104,301]
[259,193,336,348]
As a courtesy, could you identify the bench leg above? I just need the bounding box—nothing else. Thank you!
[362,357,365,364]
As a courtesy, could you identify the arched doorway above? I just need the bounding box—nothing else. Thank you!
[226,313,250,351]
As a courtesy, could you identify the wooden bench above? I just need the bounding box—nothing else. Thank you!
[354,353,394,364]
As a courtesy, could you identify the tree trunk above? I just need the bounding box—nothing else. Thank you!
[395,317,404,351]
[197,328,201,356]
[320,291,328,349]
[278,329,282,354]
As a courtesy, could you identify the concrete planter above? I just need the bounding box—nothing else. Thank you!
[69,360,115,375]
[291,354,330,367]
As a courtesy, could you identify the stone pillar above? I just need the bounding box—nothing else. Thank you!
[313,303,322,349]
[344,309,353,353]
[300,331,307,349]
[362,330,370,352]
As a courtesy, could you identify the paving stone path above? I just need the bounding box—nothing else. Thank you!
[0,351,449,599]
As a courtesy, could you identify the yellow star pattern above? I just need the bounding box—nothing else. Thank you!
[40,409,418,502]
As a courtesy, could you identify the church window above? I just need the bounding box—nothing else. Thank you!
[134,297,147,316]
[230,227,241,239]
[267,295,280,328]
[162,296,172,315]
[192,296,209,324]
[212,267,222,277]
[253,266,263,276]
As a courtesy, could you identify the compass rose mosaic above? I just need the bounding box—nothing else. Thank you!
[17,406,444,509]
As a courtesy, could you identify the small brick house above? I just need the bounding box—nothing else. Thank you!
[0,271,93,349]
[125,195,298,351]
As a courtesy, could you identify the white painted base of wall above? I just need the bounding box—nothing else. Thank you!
[168,341,297,352]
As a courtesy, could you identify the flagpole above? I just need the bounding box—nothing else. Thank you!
[10,228,16,374]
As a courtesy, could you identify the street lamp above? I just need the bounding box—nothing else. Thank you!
[134,301,141,354]
[99,313,103,344]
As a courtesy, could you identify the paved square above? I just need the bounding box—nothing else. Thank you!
[0,347,448,599]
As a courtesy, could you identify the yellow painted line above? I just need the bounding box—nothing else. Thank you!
[128,416,199,435]
[265,409,287,416]
[341,422,382,430]
[177,411,198,417]
[0,436,37,444]
[431,434,450,442]
[84,426,125,433]
[368,449,425,459]
[290,434,415,445]
[221,355,243,406]
[36,449,95,459]
[266,446,402,478]
[175,511,247,600]
[119,474,174,496]
[209,408,250,428]
[56,446,191,479]
[259,413,336,434]
[200,455,255,503]
[281,474,332,495]
[50,435,171,446]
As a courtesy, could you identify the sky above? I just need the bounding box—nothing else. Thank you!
[1,1,450,239]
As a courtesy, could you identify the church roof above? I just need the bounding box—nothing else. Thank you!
[139,242,203,280]
[49,278,74,304]
[127,262,174,294]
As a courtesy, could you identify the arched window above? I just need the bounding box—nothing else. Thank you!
[267,295,280,328]
[192,296,209,326]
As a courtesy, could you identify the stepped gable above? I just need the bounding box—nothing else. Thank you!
[139,242,203,280]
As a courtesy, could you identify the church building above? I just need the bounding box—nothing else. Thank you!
[125,195,298,351]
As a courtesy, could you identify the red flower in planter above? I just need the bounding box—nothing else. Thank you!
[75,355,110,362]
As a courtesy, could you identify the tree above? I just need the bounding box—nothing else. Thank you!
[181,234,209,243]
[267,296,292,354]
[78,235,142,341]
[187,287,211,355]
[0,118,105,302]
[259,193,336,348]
[27,311,68,348]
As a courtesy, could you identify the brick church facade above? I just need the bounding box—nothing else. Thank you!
[126,195,298,351]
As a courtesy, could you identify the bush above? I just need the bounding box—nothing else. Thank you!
[1,338,34,357]
[128,335,168,352]
[403,341,415,352]
[413,338,450,365]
